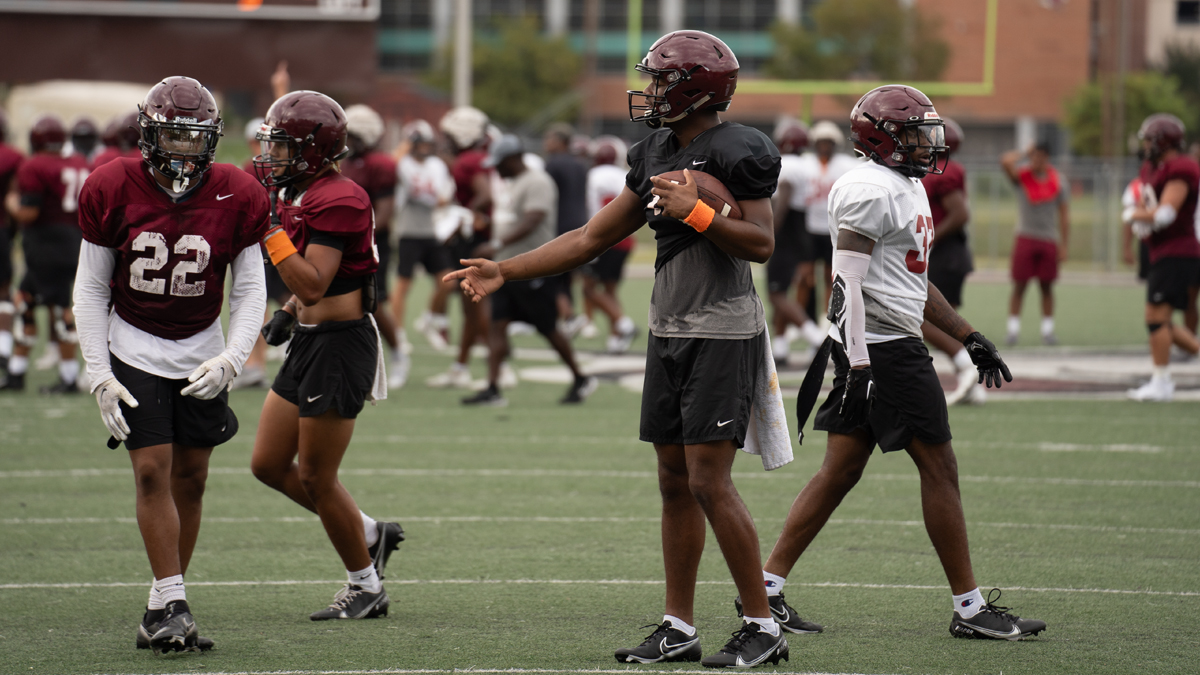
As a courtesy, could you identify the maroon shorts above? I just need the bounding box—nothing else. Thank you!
[1011,235,1059,283]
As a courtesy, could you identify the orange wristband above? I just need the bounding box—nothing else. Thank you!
[684,199,715,233]
[263,228,298,266]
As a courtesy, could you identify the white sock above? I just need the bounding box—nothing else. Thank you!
[952,348,973,372]
[147,580,165,610]
[616,316,635,334]
[953,588,985,618]
[432,313,449,329]
[1153,366,1170,382]
[59,359,79,384]
[362,511,379,547]
[0,331,12,358]
[8,355,27,375]
[663,614,695,636]
[1040,316,1055,336]
[1006,316,1020,336]
[763,571,786,596]
[451,361,467,372]
[154,575,186,605]
[348,565,382,593]
[743,616,780,636]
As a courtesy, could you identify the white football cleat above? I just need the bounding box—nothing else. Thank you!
[1127,378,1174,402]
[945,367,978,406]
[388,353,410,389]
[426,365,473,389]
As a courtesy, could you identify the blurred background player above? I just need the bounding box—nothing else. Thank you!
[460,134,595,406]
[393,120,457,365]
[92,110,142,168]
[340,104,405,387]
[0,108,22,376]
[768,119,825,365]
[68,116,101,163]
[427,105,493,389]
[2,115,89,393]
[1126,113,1200,401]
[1000,141,1069,345]
[250,90,404,621]
[921,118,981,405]
[542,122,589,336]
[581,134,638,353]
[796,120,859,327]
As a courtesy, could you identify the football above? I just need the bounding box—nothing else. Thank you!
[655,169,743,221]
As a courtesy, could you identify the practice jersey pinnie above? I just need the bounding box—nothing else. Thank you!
[340,150,398,206]
[277,172,378,281]
[1147,155,1200,262]
[78,158,270,340]
[625,122,780,339]
[828,162,932,342]
[16,152,90,229]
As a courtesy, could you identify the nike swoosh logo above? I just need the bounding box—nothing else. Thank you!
[958,619,1021,639]
[216,194,234,201]
[692,159,706,166]
[717,419,733,427]
[307,394,323,402]
[659,636,699,654]
[294,216,303,221]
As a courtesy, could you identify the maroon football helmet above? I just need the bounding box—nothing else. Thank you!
[590,135,627,166]
[943,118,963,156]
[138,76,223,187]
[102,111,141,150]
[71,117,99,156]
[775,123,809,155]
[850,85,947,177]
[628,30,739,129]
[29,115,66,153]
[1138,113,1186,161]
[254,90,349,189]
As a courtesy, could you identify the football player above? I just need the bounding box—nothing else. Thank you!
[340,105,405,387]
[0,108,22,375]
[770,85,1045,641]
[795,120,859,325]
[920,118,981,405]
[250,90,404,621]
[581,135,638,353]
[69,116,101,162]
[447,31,789,668]
[73,76,268,653]
[1125,113,1200,401]
[2,115,89,393]
[92,111,143,168]
[542,123,589,335]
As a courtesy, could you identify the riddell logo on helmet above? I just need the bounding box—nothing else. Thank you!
[924,112,940,119]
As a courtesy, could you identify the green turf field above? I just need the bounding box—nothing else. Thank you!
[2,277,1198,675]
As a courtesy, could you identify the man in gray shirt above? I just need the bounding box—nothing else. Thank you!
[460,135,596,406]
[1000,142,1070,345]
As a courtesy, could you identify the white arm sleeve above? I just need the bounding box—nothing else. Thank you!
[73,241,118,393]
[223,244,268,374]
[831,250,872,368]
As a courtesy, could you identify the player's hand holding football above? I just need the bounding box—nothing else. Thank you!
[182,353,237,400]
[963,332,1012,388]
[95,377,139,442]
[444,259,504,303]
[649,168,701,221]
[261,308,296,346]
[840,366,875,426]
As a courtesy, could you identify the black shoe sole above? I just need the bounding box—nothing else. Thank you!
[700,640,789,668]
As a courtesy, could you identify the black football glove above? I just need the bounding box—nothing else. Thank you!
[839,366,875,427]
[963,331,1012,388]
[261,309,296,346]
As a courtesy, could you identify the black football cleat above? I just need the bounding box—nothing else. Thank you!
[560,375,597,404]
[735,592,823,634]
[0,372,25,391]
[310,584,389,621]
[950,589,1046,640]
[40,379,80,394]
[461,385,507,407]
[148,601,200,655]
[615,622,702,664]
[367,521,405,579]
[137,608,213,652]
[700,622,789,668]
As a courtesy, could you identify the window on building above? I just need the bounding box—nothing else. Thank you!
[568,0,659,31]
[475,0,544,26]
[379,0,432,29]
[685,0,776,31]
[1178,1,1200,24]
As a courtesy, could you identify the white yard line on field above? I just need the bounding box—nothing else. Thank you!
[89,670,892,675]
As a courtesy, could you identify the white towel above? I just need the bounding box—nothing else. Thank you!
[742,328,793,471]
[367,314,388,405]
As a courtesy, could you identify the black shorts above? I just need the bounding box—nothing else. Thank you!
[928,238,974,307]
[110,355,239,451]
[0,224,12,287]
[272,317,378,418]
[767,210,806,294]
[798,230,833,264]
[553,271,575,299]
[374,232,391,300]
[584,247,631,283]
[814,337,951,453]
[264,260,292,305]
[397,236,453,279]
[1146,257,1200,310]
[640,331,763,448]
[20,224,81,307]
[491,277,558,336]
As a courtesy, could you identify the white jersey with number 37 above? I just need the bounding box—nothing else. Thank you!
[827,162,933,341]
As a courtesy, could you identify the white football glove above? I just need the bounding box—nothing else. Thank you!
[181,354,237,400]
[95,377,139,442]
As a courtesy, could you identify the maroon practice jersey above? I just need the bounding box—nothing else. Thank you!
[91,146,141,169]
[1147,155,1200,262]
[278,172,378,280]
[79,158,270,340]
[922,160,967,236]
[339,151,397,206]
[0,143,22,192]
[451,149,489,210]
[16,152,90,229]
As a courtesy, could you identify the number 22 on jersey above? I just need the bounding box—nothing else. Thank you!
[130,231,212,298]
[905,214,933,275]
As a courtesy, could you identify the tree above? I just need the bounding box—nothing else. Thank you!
[1063,71,1196,156]
[426,16,582,129]
[766,0,949,81]
[1159,41,1200,140]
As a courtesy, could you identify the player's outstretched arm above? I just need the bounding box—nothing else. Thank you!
[926,282,1012,387]
[446,186,645,302]
[649,169,774,263]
